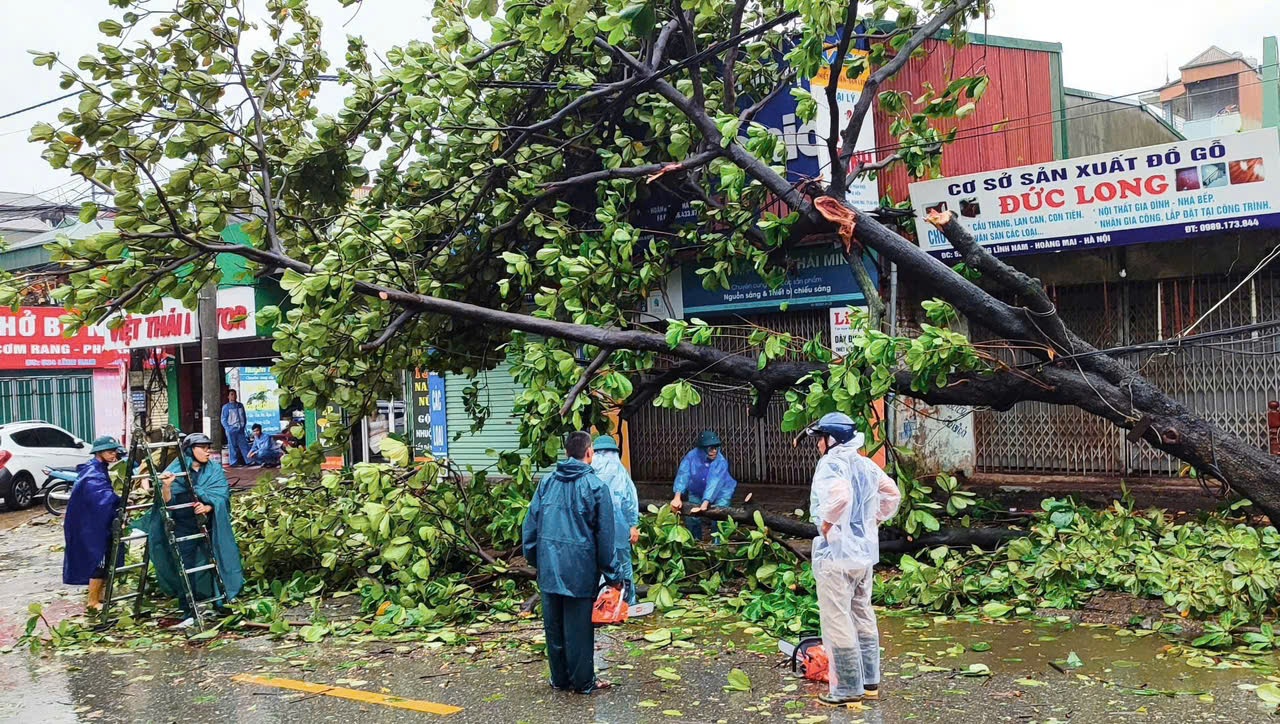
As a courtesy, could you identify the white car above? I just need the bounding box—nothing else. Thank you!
[0,421,93,511]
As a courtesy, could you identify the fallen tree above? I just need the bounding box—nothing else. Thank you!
[642,499,1028,553]
[20,0,1280,522]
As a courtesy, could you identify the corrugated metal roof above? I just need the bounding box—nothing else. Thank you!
[875,40,1059,203]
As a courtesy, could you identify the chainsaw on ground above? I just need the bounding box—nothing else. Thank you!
[778,636,830,683]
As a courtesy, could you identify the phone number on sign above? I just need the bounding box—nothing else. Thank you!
[1185,218,1262,234]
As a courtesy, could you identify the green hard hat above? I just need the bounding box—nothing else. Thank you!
[697,430,723,448]
[90,435,126,454]
[592,435,620,453]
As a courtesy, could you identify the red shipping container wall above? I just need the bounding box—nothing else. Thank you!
[874,38,1060,204]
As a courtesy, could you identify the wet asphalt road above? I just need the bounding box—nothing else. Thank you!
[3,507,1278,723]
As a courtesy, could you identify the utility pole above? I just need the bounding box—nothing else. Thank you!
[198,279,223,458]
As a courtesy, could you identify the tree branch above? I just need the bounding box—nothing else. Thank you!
[360,308,418,351]
[837,0,978,180]
[559,347,613,417]
[826,0,860,194]
[720,0,750,110]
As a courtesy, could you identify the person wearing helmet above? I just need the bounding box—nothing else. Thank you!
[62,435,128,611]
[669,430,738,541]
[591,435,640,604]
[804,412,901,707]
[144,432,244,628]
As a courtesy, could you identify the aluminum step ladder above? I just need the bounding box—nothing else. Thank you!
[99,428,230,631]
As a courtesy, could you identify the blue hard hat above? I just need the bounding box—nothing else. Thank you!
[806,412,858,445]
[593,435,620,453]
[89,436,126,454]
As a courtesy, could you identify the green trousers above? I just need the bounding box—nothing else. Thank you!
[541,593,596,693]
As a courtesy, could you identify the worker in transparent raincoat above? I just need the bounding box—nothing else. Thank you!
[803,412,901,706]
[591,435,639,604]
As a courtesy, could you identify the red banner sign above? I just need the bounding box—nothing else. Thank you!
[0,308,126,370]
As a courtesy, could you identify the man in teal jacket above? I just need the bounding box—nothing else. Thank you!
[522,431,621,694]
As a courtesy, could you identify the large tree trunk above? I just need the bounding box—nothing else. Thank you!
[643,500,1028,553]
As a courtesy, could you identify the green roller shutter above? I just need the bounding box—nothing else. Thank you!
[445,364,523,473]
[0,373,95,440]
[444,364,553,476]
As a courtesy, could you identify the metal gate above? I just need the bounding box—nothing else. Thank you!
[629,310,828,486]
[974,272,1280,477]
[0,373,95,441]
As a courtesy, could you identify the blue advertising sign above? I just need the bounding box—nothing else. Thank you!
[635,29,877,230]
[409,370,448,457]
[680,246,878,315]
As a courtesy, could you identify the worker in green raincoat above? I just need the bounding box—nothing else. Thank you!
[142,432,244,627]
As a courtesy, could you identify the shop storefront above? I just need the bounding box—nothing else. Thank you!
[906,129,1280,481]
[0,307,129,441]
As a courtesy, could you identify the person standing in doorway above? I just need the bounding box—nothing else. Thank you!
[62,436,127,611]
[803,412,900,707]
[591,435,639,604]
[668,430,737,541]
[220,389,249,467]
[522,431,621,694]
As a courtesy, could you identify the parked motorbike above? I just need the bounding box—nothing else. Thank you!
[40,467,77,516]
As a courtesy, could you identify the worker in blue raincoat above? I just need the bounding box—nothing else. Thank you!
[669,430,738,541]
[522,431,621,694]
[62,436,127,611]
[591,435,639,604]
[144,432,244,628]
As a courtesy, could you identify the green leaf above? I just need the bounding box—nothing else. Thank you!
[981,602,1013,618]
[1257,683,1280,705]
[724,668,752,691]
[643,629,672,644]
[653,667,681,681]
[78,203,99,224]
[971,642,991,652]
[1065,651,1083,668]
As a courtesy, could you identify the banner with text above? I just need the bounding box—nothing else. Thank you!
[0,307,125,370]
[237,367,282,434]
[96,286,258,350]
[680,246,878,315]
[909,130,1280,260]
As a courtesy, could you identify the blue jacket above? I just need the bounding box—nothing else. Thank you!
[63,459,119,585]
[522,458,619,598]
[220,401,247,432]
[249,434,275,459]
[673,448,738,507]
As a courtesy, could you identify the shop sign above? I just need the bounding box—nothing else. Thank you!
[96,286,258,350]
[408,369,448,457]
[910,129,1280,260]
[235,367,282,434]
[828,305,870,357]
[635,30,878,229]
[0,307,125,370]
[680,246,877,315]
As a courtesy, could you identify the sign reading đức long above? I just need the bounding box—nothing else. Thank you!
[909,129,1280,260]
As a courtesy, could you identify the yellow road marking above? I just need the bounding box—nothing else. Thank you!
[231,674,463,716]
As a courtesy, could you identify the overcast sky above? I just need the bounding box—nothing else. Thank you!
[1,0,1276,199]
